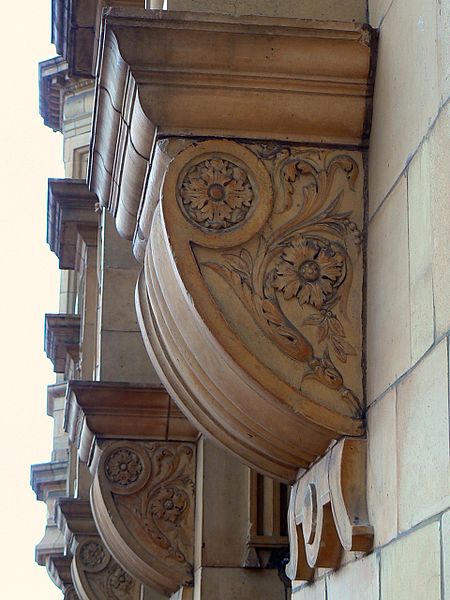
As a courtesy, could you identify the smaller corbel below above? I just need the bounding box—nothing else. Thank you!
[56,498,141,600]
[65,381,198,597]
[46,554,79,599]
[286,437,373,581]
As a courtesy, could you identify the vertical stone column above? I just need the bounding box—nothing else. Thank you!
[193,438,287,599]
[96,211,160,385]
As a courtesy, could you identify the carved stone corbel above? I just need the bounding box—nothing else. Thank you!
[92,440,196,596]
[136,139,364,482]
[47,554,80,599]
[286,437,373,581]
[56,498,141,600]
[45,314,80,374]
[65,381,197,596]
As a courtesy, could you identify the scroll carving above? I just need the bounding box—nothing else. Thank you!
[73,537,140,600]
[136,138,364,482]
[286,438,373,581]
[91,441,195,596]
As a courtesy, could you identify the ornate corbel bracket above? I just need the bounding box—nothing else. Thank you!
[91,440,196,596]
[286,437,373,581]
[136,138,365,482]
[56,498,141,600]
[65,381,197,596]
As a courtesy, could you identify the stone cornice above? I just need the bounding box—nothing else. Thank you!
[65,381,198,466]
[56,498,96,550]
[39,56,68,132]
[47,382,68,416]
[30,460,68,502]
[45,314,81,373]
[51,0,142,77]
[47,179,99,270]
[89,9,374,240]
[39,56,93,132]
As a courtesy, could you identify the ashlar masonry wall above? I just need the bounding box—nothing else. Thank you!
[293,0,450,598]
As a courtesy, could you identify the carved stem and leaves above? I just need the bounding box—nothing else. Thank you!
[202,149,362,415]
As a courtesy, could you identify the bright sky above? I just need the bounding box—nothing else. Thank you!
[0,1,66,597]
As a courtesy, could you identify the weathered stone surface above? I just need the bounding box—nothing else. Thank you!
[380,522,441,600]
[407,144,434,364]
[397,339,450,531]
[429,105,450,337]
[291,579,326,600]
[443,510,450,600]
[169,0,366,21]
[367,176,410,403]
[193,566,286,599]
[367,388,398,546]
[327,553,379,600]
[369,0,440,214]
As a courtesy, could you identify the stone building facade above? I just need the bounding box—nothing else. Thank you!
[31,1,449,599]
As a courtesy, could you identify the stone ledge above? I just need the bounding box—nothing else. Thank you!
[47,179,98,270]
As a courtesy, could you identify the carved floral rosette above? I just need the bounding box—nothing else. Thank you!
[72,537,140,600]
[136,139,365,482]
[91,440,196,597]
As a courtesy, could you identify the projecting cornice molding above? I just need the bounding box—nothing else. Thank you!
[64,380,197,595]
[65,381,198,465]
[31,460,68,503]
[89,8,374,240]
[56,498,141,600]
[47,179,99,270]
[45,314,81,373]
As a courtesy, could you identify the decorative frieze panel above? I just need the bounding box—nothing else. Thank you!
[285,437,373,581]
[91,440,196,596]
[136,138,364,482]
